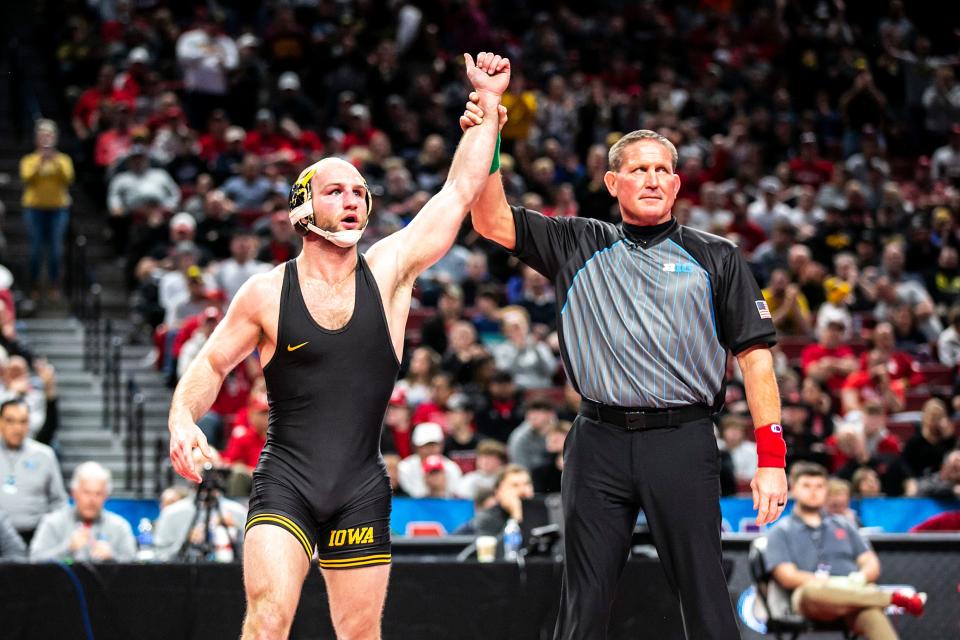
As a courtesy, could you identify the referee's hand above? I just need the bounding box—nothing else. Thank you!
[751,467,788,525]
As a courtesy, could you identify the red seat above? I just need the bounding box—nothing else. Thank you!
[524,387,565,407]
[405,308,432,332]
[886,422,916,443]
[915,363,955,387]
[778,336,812,362]
[405,522,446,537]
[904,389,932,412]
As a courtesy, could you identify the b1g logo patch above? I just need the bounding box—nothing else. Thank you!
[663,263,694,273]
[770,424,782,433]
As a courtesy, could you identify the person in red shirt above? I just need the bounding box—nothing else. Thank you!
[243,109,297,165]
[197,109,231,163]
[788,133,834,189]
[841,349,906,415]
[858,322,924,387]
[826,401,902,470]
[726,192,767,256]
[801,320,859,394]
[341,104,383,151]
[411,372,455,430]
[221,393,269,496]
[72,64,132,141]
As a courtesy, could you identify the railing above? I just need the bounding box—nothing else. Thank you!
[124,376,146,497]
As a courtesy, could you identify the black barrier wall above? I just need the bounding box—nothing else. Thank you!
[2,539,957,639]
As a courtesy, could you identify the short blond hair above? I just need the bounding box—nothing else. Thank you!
[608,129,678,172]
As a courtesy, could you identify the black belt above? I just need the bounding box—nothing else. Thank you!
[579,399,712,430]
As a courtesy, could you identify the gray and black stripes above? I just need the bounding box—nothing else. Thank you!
[560,239,725,408]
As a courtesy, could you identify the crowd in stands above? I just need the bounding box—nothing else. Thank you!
[3,0,960,561]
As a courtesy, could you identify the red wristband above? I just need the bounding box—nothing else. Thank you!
[756,423,786,468]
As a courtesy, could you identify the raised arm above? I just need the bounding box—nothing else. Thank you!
[167,274,266,482]
[373,52,509,285]
[459,92,515,249]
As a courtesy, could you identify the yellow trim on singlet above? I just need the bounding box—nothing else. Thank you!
[317,553,392,569]
[246,513,313,559]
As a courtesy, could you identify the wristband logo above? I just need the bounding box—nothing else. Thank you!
[770,423,782,433]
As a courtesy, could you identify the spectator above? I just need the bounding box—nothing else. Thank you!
[456,439,508,501]
[465,464,534,536]
[271,72,318,128]
[1,356,58,439]
[221,155,279,212]
[926,245,960,309]
[761,268,812,336]
[840,351,906,415]
[507,398,557,473]
[420,285,464,356]
[411,372,456,429]
[93,100,135,171]
[815,277,854,342]
[19,119,74,301]
[397,422,462,498]
[859,322,922,387]
[395,346,440,410]
[443,394,478,472]
[851,467,884,498]
[833,424,911,496]
[220,394,269,497]
[531,421,569,494]
[152,483,247,562]
[0,398,67,543]
[492,306,557,389]
[381,388,413,459]
[825,478,859,526]
[915,451,960,499]
[176,12,238,128]
[515,266,557,329]
[475,369,525,443]
[30,462,136,562]
[257,210,300,265]
[765,462,925,637]
[752,224,796,288]
[788,133,834,189]
[106,145,180,254]
[902,398,957,478]
[937,305,960,368]
[922,68,960,141]
[213,230,270,302]
[717,414,757,486]
[747,176,792,234]
[421,455,456,498]
[195,190,236,260]
[0,509,26,560]
[801,320,859,394]
[441,320,489,387]
[930,125,960,183]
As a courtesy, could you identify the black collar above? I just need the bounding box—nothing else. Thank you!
[620,217,677,248]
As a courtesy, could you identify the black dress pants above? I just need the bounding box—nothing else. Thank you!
[553,414,740,640]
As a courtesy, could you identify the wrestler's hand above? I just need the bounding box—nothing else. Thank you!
[751,467,788,525]
[464,52,511,97]
[459,91,508,133]
[169,420,215,483]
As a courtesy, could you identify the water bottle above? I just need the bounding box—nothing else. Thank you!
[136,518,155,561]
[503,518,522,562]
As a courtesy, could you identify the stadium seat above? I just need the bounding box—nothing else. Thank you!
[914,363,954,387]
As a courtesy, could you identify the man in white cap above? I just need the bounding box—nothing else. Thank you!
[397,422,463,497]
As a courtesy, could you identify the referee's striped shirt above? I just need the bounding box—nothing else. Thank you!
[504,207,777,410]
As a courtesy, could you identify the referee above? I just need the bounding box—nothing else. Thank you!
[463,111,788,638]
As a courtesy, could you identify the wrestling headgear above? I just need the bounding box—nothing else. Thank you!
[288,160,373,247]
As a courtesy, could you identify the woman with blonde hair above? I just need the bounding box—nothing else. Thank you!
[19,119,74,302]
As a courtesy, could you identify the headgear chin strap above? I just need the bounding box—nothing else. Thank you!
[288,160,373,246]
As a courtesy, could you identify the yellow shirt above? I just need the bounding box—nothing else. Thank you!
[501,90,537,142]
[20,152,74,209]
[762,287,810,335]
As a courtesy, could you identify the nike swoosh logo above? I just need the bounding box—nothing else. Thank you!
[287,342,309,352]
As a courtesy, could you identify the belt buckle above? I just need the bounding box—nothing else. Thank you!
[623,411,648,430]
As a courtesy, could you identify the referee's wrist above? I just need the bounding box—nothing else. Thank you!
[755,422,786,468]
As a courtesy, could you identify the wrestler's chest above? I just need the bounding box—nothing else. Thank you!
[301,281,356,330]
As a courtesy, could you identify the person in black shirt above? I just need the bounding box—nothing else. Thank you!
[463,106,786,640]
[902,398,957,477]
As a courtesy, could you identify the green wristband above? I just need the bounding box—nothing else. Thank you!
[489,133,501,175]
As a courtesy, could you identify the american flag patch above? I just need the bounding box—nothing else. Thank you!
[756,300,772,319]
